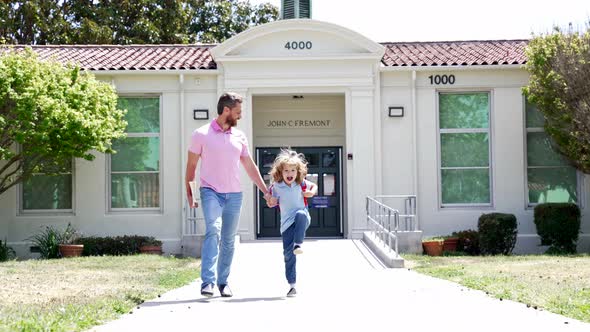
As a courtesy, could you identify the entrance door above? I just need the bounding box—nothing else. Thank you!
[256,147,343,238]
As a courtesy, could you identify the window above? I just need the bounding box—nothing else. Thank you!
[21,160,73,213]
[525,100,577,205]
[110,97,161,210]
[438,92,491,206]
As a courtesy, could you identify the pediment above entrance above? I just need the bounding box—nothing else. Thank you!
[211,19,385,62]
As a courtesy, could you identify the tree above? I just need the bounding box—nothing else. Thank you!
[0,0,279,45]
[523,23,590,174]
[0,1,73,44]
[0,48,127,196]
[70,0,192,44]
[189,0,279,43]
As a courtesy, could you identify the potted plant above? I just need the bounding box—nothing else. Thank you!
[139,237,162,255]
[443,235,459,252]
[58,223,84,258]
[422,237,444,256]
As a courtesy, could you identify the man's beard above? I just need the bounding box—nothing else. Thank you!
[225,117,238,127]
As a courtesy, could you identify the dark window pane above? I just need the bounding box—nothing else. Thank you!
[528,167,577,204]
[441,133,489,167]
[111,173,159,208]
[322,151,337,167]
[305,153,319,166]
[118,97,160,133]
[261,150,277,168]
[23,174,72,210]
[527,132,570,167]
[111,137,160,172]
[439,93,489,129]
[525,100,545,128]
[441,169,490,204]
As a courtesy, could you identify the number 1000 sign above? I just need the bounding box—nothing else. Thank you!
[428,74,455,85]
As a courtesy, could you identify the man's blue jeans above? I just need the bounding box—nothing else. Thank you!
[282,210,311,284]
[200,187,243,288]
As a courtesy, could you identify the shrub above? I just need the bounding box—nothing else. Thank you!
[534,203,581,254]
[452,229,480,255]
[0,238,16,262]
[28,226,62,259]
[79,235,154,256]
[478,213,518,255]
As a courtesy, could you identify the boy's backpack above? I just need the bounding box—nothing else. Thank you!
[269,181,310,208]
[301,181,308,207]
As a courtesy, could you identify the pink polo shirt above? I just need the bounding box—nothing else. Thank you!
[189,119,250,193]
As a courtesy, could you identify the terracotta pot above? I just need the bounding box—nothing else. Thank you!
[59,244,84,257]
[140,245,162,255]
[422,241,443,256]
[443,237,459,252]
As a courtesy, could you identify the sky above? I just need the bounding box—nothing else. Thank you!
[250,0,590,42]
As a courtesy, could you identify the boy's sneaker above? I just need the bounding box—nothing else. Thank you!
[201,284,214,298]
[286,287,297,297]
[293,244,303,255]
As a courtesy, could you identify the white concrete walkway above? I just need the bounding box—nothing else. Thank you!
[91,239,590,332]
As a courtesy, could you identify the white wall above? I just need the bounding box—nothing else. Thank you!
[382,68,590,253]
[3,65,589,256]
[0,74,219,257]
[252,94,346,148]
[380,71,415,202]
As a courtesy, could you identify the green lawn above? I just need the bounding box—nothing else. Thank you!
[403,254,590,323]
[0,255,200,331]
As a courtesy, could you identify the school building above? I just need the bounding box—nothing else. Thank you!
[1,6,588,258]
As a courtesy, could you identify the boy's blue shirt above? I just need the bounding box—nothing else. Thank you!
[271,180,312,234]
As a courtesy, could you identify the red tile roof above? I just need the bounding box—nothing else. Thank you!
[5,40,528,71]
[8,45,216,70]
[381,40,528,67]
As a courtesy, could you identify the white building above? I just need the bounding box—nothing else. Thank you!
[1,17,588,257]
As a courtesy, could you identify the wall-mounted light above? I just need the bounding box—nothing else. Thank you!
[388,106,404,117]
[193,109,209,120]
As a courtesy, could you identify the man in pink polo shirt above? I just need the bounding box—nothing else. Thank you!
[185,92,270,298]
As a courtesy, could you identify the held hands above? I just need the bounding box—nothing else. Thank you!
[263,191,278,208]
[267,196,278,208]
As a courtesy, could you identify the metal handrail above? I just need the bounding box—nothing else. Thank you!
[185,206,199,235]
[366,196,401,257]
[375,195,418,231]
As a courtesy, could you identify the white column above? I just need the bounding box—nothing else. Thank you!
[349,87,376,238]
[373,63,383,195]
[233,88,256,240]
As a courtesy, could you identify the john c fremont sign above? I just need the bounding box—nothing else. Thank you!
[265,119,332,129]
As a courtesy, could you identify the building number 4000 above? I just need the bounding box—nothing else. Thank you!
[285,41,313,50]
